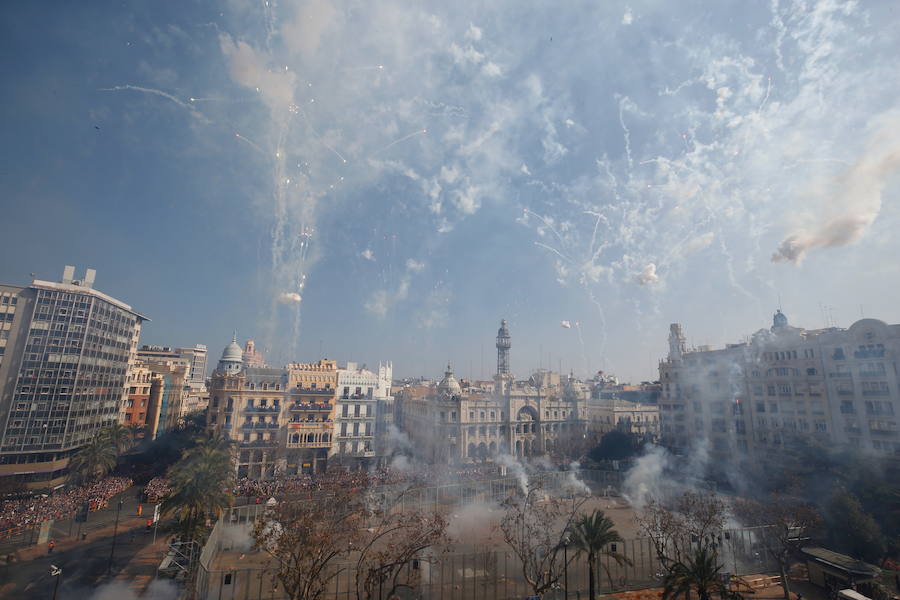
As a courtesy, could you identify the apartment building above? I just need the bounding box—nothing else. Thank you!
[0,266,147,487]
[658,311,900,459]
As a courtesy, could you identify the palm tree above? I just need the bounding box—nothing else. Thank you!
[569,510,633,600]
[68,437,118,483]
[100,423,134,456]
[163,435,235,541]
[662,547,750,600]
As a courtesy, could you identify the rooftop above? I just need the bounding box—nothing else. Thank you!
[801,546,881,578]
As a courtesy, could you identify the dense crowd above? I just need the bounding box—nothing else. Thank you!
[143,477,171,500]
[0,476,132,533]
[133,463,505,502]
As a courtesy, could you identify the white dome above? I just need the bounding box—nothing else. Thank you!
[438,363,462,396]
[221,335,243,363]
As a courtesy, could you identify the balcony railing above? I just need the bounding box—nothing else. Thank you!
[239,440,278,448]
[291,388,334,396]
[286,440,330,449]
[289,403,331,411]
[241,422,280,429]
[243,405,281,413]
[289,420,333,429]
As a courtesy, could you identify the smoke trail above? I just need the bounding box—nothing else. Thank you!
[99,85,211,124]
[771,112,900,264]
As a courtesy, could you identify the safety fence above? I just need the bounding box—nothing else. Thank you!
[195,526,778,600]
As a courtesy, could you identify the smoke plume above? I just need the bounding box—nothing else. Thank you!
[772,113,900,264]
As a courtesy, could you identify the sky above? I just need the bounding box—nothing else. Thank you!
[1,1,899,383]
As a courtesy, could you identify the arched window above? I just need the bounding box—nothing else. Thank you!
[306,433,315,443]
[291,433,299,444]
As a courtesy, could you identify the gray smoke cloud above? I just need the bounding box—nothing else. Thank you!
[772,112,900,264]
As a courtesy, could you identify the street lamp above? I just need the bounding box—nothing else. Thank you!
[107,498,124,575]
[50,564,62,600]
[562,534,570,599]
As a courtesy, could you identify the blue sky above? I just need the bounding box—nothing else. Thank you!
[2,1,899,382]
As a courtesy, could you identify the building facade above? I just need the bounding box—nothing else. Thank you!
[206,339,394,478]
[0,266,147,487]
[123,364,153,430]
[333,362,393,469]
[177,344,208,391]
[397,320,589,464]
[658,312,900,460]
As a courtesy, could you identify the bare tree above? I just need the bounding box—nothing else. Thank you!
[500,481,588,597]
[732,495,821,600]
[252,488,362,600]
[354,485,451,600]
[636,490,727,576]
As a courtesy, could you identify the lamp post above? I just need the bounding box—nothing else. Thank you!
[563,535,570,599]
[106,498,124,575]
[50,564,62,600]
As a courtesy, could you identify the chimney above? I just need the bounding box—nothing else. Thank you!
[62,265,75,284]
[83,268,96,289]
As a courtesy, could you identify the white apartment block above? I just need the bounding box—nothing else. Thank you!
[658,311,900,460]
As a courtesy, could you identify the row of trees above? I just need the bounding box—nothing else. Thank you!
[252,484,449,600]
[250,477,637,600]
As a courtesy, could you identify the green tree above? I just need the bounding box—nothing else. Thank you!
[163,435,235,541]
[568,509,632,599]
[827,488,886,563]
[661,547,751,600]
[589,430,639,462]
[100,423,134,456]
[68,436,117,483]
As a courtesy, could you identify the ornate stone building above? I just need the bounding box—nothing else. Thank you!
[207,340,394,477]
[397,320,589,463]
[658,311,900,460]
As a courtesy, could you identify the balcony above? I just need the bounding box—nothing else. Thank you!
[239,440,278,448]
[289,403,331,411]
[286,440,330,449]
[240,422,280,430]
[288,420,333,429]
[243,405,281,413]
[290,388,334,396]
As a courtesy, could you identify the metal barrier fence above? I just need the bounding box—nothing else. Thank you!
[195,470,777,600]
[195,526,777,600]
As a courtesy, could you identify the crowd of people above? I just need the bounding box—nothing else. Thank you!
[0,476,132,535]
[143,477,171,501]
